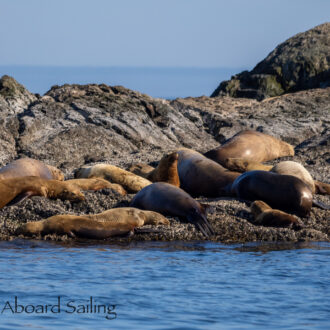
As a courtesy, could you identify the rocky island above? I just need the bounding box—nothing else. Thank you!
[0,23,328,243]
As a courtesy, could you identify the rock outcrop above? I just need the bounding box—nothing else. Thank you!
[0,75,329,243]
[211,22,330,100]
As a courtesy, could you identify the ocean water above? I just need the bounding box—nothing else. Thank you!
[0,240,329,329]
[0,66,243,99]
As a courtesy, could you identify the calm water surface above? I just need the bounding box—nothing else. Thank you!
[0,240,329,329]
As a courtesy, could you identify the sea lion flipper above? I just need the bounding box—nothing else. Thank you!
[312,199,330,210]
[6,191,35,206]
[188,209,214,237]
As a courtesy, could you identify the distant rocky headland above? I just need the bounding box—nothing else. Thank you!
[211,22,330,100]
[0,22,328,243]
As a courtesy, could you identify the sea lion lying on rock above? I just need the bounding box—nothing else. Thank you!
[176,148,240,197]
[130,182,214,237]
[231,171,313,216]
[204,130,294,166]
[224,159,329,195]
[65,178,127,195]
[0,176,85,208]
[0,158,64,181]
[15,208,169,239]
[250,200,303,231]
[129,152,180,187]
[74,164,152,193]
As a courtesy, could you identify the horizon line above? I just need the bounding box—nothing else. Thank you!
[0,64,247,70]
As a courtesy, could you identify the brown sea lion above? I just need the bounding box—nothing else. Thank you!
[129,152,180,187]
[130,182,214,237]
[74,164,152,193]
[0,176,85,208]
[176,149,240,197]
[65,178,127,195]
[251,200,303,231]
[204,130,294,166]
[15,208,169,239]
[231,171,313,216]
[147,152,180,187]
[0,158,64,181]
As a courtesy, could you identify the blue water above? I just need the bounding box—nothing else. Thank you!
[0,240,329,329]
[0,66,243,99]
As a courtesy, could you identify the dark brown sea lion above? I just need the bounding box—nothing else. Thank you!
[204,130,294,166]
[130,182,214,237]
[231,171,313,216]
[251,200,303,231]
[15,208,169,239]
[0,158,64,181]
[0,176,85,208]
[65,178,127,195]
[74,164,152,193]
[224,159,330,195]
[177,149,240,197]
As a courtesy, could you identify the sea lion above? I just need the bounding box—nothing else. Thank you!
[231,171,313,216]
[15,208,170,239]
[176,149,240,197]
[271,161,315,193]
[0,176,85,208]
[74,164,152,193]
[224,159,326,195]
[130,182,214,237]
[0,158,64,181]
[204,130,294,166]
[129,152,180,187]
[147,152,180,187]
[250,200,303,231]
[65,178,127,195]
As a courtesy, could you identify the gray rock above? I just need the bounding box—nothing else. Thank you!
[0,76,328,243]
[212,22,330,100]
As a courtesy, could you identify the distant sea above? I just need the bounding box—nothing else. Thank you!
[0,66,244,99]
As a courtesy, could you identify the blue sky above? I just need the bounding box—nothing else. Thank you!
[0,0,329,68]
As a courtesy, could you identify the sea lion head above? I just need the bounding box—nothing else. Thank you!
[57,184,85,202]
[298,186,313,217]
[15,221,44,236]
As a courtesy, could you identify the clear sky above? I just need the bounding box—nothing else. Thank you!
[0,0,329,68]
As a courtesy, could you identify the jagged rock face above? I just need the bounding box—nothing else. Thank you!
[0,80,217,171]
[212,22,330,100]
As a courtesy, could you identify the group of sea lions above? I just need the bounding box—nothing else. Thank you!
[1,130,329,240]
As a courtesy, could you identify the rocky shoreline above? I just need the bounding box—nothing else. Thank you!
[0,74,328,243]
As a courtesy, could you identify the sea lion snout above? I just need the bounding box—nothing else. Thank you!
[168,152,179,161]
